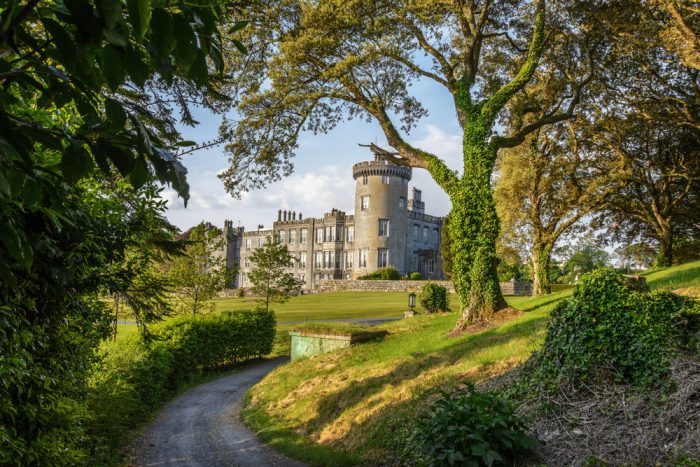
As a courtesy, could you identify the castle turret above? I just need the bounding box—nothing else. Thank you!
[352,157,411,276]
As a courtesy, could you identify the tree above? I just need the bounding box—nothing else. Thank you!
[559,240,610,282]
[0,0,244,461]
[168,223,231,315]
[495,124,614,295]
[651,0,700,70]
[593,117,700,266]
[219,0,596,327]
[248,238,304,312]
[615,242,657,271]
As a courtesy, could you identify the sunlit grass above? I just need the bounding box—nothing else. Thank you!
[242,261,700,465]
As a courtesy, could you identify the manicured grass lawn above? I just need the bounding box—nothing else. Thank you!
[212,292,411,321]
[242,261,700,465]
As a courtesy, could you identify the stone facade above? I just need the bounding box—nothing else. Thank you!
[219,156,445,290]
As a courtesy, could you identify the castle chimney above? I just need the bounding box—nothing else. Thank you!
[278,209,282,222]
[283,210,288,221]
[292,211,297,221]
[298,212,302,220]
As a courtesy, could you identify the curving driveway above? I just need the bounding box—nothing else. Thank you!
[130,358,304,467]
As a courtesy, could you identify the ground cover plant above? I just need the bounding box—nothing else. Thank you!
[242,261,700,466]
[357,267,402,280]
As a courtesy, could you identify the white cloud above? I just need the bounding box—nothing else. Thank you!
[411,124,462,173]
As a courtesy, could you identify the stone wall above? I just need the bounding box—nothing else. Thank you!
[312,280,533,296]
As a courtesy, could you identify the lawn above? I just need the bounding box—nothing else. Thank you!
[242,261,700,465]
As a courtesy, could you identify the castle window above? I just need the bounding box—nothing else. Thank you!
[423,226,428,242]
[246,239,252,249]
[427,259,434,274]
[336,226,342,241]
[359,249,368,267]
[399,197,405,211]
[382,175,390,184]
[346,226,354,242]
[323,250,333,268]
[300,228,308,243]
[244,258,250,268]
[362,174,368,185]
[300,251,307,268]
[361,195,370,211]
[314,251,322,268]
[378,219,390,236]
[315,228,323,243]
[298,273,305,282]
[345,250,353,268]
[289,229,296,244]
[413,224,419,240]
[335,251,341,269]
[378,248,389,268]
[278,230,285,244]
[258,237,265,248]
[433,228,439,243]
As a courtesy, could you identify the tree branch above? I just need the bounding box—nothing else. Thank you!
[480,0,546,124]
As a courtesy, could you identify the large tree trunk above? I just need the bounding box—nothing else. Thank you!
[531,242,553,296]
[657,225,674,266]
[452,123,508,329]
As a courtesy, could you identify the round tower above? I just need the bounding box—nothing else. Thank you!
[352,158,412,277]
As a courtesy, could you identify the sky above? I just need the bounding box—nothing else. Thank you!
[162,77,465,232]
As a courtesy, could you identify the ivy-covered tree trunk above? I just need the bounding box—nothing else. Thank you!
[450,120,508,327]
[531,242,553,296]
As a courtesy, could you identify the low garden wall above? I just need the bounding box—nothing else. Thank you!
[313,280,532,296]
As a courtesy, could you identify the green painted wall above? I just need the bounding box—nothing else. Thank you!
[290,332,352,361]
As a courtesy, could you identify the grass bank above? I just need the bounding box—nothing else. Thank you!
[243,261,700,465]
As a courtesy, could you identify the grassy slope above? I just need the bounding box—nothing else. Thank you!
[243,261,700,465]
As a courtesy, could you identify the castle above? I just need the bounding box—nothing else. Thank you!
[219,157,445,290]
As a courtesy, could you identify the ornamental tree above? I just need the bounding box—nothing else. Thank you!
[219,0,595,326]
[168,223,231,315]
[248,238,304,312]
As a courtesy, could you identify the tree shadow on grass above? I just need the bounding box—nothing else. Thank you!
[299,314,549,447]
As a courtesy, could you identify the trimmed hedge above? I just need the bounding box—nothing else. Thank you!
[358,267,401,280]
[87,309,275,463]
[419,283,450,313]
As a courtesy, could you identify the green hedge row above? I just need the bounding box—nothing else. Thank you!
[87,309,275,463]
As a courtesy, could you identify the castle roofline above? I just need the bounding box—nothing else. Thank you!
[352,160,412,181]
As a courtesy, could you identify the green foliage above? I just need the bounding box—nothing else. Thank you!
[416,385,537,466]
[249,238,304,311]
[168,222,231,315]
[419,283,450,313]
[410,272,423,280]
[357,267,401,280]
[521,269,700,391]
[87,309,275,462]
[0,0,244,462]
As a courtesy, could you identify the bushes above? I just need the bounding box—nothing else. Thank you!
[358,267,401,280]
[419,283,450,313]
[416,385,536,466]
[522,269,700,391]
[410,272,422,280]
[87,309,275,462]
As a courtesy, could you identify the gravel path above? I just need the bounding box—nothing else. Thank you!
[130,358,304,467]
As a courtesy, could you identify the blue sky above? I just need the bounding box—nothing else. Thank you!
[163,76,465,232]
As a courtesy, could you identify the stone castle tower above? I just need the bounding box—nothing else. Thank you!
[228,154,444,290]
[352,158,412,275]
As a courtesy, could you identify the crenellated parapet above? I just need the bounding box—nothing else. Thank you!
[352,160,412,181]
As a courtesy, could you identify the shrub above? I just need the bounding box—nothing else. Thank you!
[522,269,700,391]
[87,309,275,462]
[419,283,450,313]
[358,267,401,280]
[410,272,422,280]
[416,385,537,466]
